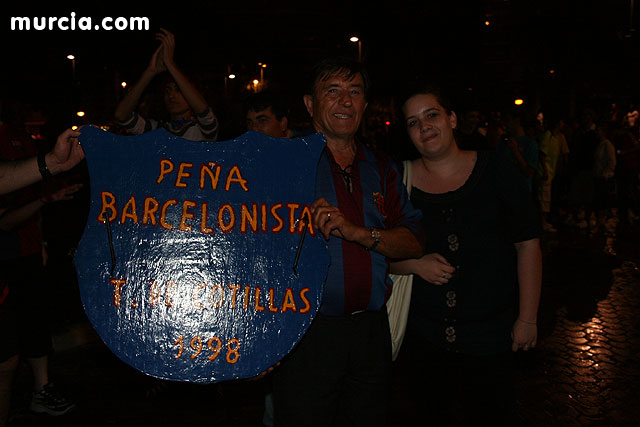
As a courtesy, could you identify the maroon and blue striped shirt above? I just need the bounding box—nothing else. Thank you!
[315,143,423,316]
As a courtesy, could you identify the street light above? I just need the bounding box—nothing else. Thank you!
[349,36,362,62]
[67,54,76,81]
[259,63,267,83]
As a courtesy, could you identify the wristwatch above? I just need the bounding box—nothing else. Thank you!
[367,228,381,251]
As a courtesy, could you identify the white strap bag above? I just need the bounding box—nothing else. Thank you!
[387,160,414,361]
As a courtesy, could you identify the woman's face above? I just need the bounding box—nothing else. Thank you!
[403,93,457,159]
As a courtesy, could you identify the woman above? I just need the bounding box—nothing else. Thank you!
[392,86,542,425]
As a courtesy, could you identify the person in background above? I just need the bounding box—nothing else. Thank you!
[456,107,490,151]
[497,113,539,193]
[244,91,291,138]
[114,28,219,142]
[242,89,292,427]
[593,122,617,228]
[0,126,84,427]
[536,114,569,232]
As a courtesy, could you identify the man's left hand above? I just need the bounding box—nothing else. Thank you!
[46,128,85,175]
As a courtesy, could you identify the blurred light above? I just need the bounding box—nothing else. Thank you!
[549,69,556,74]
[228,74,236,79]
[67,55,75,60]
[514,99,524,106]
[261,64,267,68]
[350,36,359,43]
[121,81,127,88]
[76,111,85,117]
[485,20,490,26]
[253,79,259,85]
[385,121,391,126]
[71,125,79,130]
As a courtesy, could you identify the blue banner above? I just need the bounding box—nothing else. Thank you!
[75,126,329,383]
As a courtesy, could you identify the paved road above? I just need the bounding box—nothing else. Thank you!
[7,220,640,426]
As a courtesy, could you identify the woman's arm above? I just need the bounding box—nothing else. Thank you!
[511,238,542,351]
[390,253,456,286]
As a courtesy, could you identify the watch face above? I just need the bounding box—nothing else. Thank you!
[371,229,381,240]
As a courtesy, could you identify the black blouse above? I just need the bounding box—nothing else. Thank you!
[408,150,542,355]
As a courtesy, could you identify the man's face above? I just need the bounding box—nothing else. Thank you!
[303,71,367,142]
[464,111,481,129]
[246,107,288,138]
[163,82,190,117]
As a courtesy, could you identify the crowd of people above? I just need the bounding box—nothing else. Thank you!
[449,103,640,237]
[1,27,639,427]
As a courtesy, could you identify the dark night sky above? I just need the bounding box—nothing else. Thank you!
[2,0,639,136]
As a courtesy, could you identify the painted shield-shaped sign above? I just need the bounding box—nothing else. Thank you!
[75,126,329,383]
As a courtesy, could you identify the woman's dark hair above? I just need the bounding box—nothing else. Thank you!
[399,82,454,116]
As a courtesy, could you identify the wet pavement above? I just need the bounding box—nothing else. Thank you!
[7,216,640,426]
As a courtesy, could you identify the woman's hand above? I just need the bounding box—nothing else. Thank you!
[413,253,456,285]
[511,319,537,352]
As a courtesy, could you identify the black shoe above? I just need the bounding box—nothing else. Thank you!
[30,383,75,416]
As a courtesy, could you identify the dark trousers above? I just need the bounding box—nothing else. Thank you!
[397,334,517,427]
[1,255,52,358]
[273,310,392,427]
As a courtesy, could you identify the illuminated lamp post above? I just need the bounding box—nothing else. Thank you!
[349,36,362,62]
[67,54,76,82]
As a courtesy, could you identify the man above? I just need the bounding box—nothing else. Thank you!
[0,127,84,426]
[497,114,539,192]
[244,91,291,138]
[272,58,424,426]
[114,28,218,142]
[456,107,490,151]
[536,115,569,232]
[242,90,293,427]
